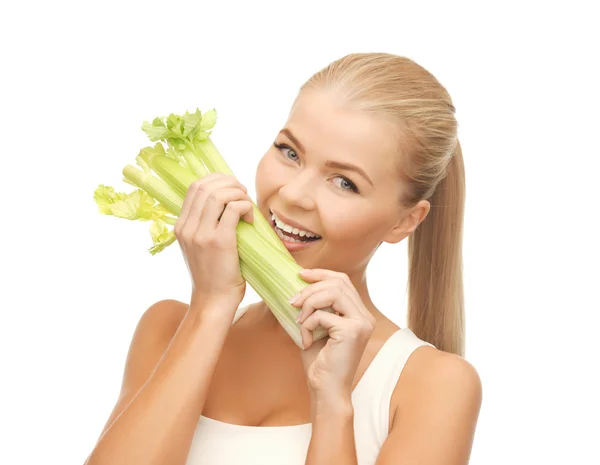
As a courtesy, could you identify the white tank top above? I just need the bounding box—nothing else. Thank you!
[185,305,435,465]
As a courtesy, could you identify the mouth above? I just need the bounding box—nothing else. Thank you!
[269,209,322,245]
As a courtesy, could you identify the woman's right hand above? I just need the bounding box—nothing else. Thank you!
[174,173,254,318]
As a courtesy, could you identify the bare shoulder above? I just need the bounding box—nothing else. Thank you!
[93,299,188,442]
[135,298,189,342]
[121,298,189,390]
[393,345,482,427]
[119,298,190,395]
[404,346,481,390]
[377,346,482,463]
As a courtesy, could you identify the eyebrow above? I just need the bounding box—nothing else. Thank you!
[279,128,374,187]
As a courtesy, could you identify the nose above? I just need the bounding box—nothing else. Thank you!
[278,170,317,211]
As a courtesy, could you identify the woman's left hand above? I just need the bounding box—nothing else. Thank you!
[291,268,377,400]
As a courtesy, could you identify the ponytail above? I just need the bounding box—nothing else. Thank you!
[407,140,466,356]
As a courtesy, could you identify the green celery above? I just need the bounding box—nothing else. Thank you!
[94,108,333,349]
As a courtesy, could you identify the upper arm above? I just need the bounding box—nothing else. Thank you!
[376,352,483,465]
[94,299,188,442]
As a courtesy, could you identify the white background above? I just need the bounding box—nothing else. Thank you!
[1,1,598,464]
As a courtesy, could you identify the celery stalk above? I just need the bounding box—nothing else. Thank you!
[248,203,290,256]
[194,138,235,175]
[122,165,183,216]
[139,150,198,199]
[182,148,210,178]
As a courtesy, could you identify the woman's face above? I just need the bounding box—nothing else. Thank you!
[255,88,424,277]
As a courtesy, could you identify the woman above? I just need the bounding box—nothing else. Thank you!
[85,53,482,465]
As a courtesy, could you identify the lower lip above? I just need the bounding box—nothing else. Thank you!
[270,216,322,252]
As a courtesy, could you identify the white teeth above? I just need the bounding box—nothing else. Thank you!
[270,211,321,239]
[275,228,305,243]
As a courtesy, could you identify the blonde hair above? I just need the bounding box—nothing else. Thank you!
[299,53,466,356]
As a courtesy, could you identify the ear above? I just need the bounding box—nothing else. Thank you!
[382,200,431,244]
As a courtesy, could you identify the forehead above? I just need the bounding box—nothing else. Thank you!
[286,89,400,179]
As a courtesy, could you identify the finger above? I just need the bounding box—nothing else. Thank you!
[296,288,356,324]
[299,268,350,284]
[223,198,254,225]
[175,178,204,236]
[194,188,251,239]
[301,310,342,349]
[214,200,254,243]
[177,174,226,233]
[211,173,248,194]
[180,183,211,238]
[289,280,335,308]
[298,269,370,320]
[181,174,247,236]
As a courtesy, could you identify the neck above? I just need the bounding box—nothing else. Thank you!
[347,267,386,322]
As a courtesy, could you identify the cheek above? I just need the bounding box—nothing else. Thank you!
[255,157,267,192]
[256,153,285,198]
[323,206,386,242]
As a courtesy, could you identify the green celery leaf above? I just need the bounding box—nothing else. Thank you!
[167,137,186,151]
[94,187,157,221]
[183,111,201,138]
[152,117,165,127]
[141,121,169,141]
[150,217,169,242]
[195,130,211,141]
[153,203,172,217]
[165,144,182,162]
[94,185,128,214]
[153,142,166,155]
[200,108,217,131]
[166,113,184,137]
[149,227,176,255]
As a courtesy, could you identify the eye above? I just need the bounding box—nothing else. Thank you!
[274,142,299,162]
[331,176,359,193]
[273,142,360,194]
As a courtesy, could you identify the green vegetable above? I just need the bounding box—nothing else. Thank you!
[94,108,330,349]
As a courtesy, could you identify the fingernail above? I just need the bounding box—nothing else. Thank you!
[299,269,312,274]
[296,312,302,323]
[289,293,300,304]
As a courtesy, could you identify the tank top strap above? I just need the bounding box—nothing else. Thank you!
[352,328,435,447]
